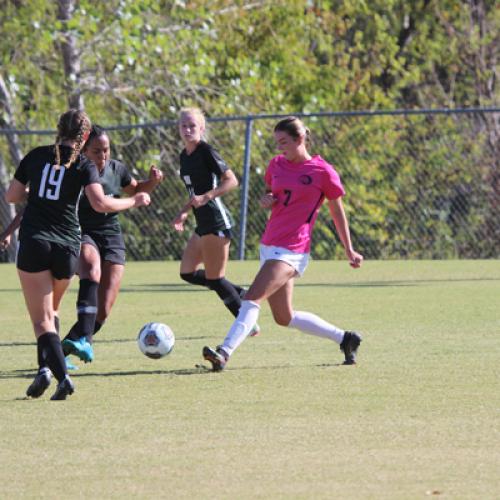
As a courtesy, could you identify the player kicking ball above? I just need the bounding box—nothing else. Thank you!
[203,116,363,371]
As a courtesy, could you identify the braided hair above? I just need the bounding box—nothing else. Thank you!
[54,109,91,169]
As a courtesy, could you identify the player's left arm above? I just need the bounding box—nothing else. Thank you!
[328,197,363,268]
[123,165,164,196]
[190,169,238,209]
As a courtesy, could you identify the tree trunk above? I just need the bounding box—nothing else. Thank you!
[0,74,22,262]
[57,0,84,110]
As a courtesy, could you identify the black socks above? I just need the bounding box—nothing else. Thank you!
[181,270,246,317]
[206,278,242,317]
[37,332,67,382]
[65,279,99,343]
[180,270,209,286]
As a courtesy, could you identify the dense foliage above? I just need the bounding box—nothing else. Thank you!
[0,0,498,260]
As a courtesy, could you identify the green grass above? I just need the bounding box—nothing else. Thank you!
[1,260,499,499]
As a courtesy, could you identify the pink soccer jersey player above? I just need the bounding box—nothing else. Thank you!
[203,116,363,373]
[261,154,345,253]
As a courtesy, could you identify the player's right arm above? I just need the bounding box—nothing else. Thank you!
[259,158,277,209]
[259,191,276,209]
[5,179,28,204]
[172,200,192,231]
[85,183,150,212]
[0,208,25,249]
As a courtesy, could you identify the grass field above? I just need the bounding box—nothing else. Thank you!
[1,260,499,499]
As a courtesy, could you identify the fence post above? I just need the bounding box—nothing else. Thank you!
[238,117,253,260]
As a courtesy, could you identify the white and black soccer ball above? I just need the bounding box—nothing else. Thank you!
[137,322,175,359]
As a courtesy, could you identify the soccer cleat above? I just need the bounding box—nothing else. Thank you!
[65,356,79,371]
[62,337,94,363]
[50,375,75,401]
[26,368,52,398]
[340,331,362,365]
[249,323,261,337]
[202,345,228,372]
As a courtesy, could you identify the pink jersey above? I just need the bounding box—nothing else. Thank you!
[261,154,345,253]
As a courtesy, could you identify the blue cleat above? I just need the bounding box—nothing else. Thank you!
[65,356,79,371]
[62,337,94,363]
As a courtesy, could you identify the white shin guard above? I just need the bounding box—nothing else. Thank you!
[288,310,344,344]
[221,300,261,356]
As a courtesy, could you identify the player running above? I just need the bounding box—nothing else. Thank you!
[203,116,363,371]
[4,109,150,400]
[172,108,259,335]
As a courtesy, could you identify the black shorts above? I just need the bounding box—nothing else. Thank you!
[194,227,233,239]
[82,231,126,265]
[16,236,79,280]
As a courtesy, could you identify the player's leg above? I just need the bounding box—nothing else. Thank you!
[52,275,72,332]
[201,233,247,318]
[203,260,295,370]
[62,241,99,361]
[179,233,207,285]
[95,261,124,332]
[267,278,295,326]
[280,291,361,366]
[18,269,72,397]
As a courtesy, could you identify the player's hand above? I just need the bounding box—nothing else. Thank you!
[149,165,164,184]
[134,192,151,207]
[190,194,210,208]
[259,193,276,209]
[172,212,188,231]
[0,233,11,250]
[346,249,363,269]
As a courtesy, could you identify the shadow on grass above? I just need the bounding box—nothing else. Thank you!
[0,336,209,349]
[0,361,344,384]
[2,276,498,296]
[110,275,500,294]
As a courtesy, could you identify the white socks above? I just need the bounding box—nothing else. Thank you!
[221,306,344,358]
[221,300,261,356]
[288,310,344,344]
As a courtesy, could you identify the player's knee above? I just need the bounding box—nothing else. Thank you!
[33,314,55,333]
[272,311,292,327]
[80,264,101,283]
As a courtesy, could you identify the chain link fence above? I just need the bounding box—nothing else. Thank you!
[1,108,499,262]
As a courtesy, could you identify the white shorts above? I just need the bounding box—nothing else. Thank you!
[259,244,310,277]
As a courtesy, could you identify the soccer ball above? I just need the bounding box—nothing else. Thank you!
[137,322,175,359]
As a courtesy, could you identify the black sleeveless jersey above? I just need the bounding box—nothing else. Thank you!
[179,141,233,232]
[14,144,99,249]
[78,159,132,235]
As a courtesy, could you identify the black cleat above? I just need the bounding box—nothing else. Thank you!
[50,376,75,401]
[26,368,52,398]
[340,331,362,365]
[202,345,228,372]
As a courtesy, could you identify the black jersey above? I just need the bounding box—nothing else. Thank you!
[14,145,99,249]
[78,159,132,235]
[179,141,233,232]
